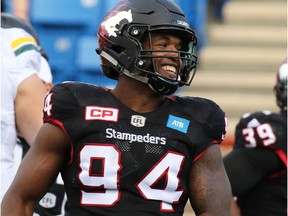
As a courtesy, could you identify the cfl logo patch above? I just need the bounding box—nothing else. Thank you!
[39,192,56,208]
[131,115,146,127]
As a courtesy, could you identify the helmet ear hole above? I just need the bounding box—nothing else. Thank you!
[111,44,125,55]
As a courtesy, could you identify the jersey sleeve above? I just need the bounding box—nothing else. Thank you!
[223,147,283,196]
[195,97,227,144]
[205,102,227,144]
[43,83,84,143]
[2,28,41,96]
[182,97,227,160]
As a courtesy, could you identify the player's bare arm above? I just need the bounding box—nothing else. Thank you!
[15,74,47,145]
[1,123,70,216]
[188,144,232,216]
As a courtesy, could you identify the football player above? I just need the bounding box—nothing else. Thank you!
[224,59,287,216]
[2,1,232,215]
[1,13,69,216]
[1,12,47,201]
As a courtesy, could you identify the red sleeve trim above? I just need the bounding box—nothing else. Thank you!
[193,149,206,162]
[266,149,287,179]
[275,149,287,167]
[192,143,220,163]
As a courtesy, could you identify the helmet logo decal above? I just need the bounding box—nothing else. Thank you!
[176,20,189,28]
[101,10,133,37]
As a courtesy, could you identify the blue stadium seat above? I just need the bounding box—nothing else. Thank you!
[52,68,78,85]
[2,0,12,13]
[76,36,101,72]
[36,26,79,82]
[75,36,116,88]
[29,0,105,34]
[103,0,121,16]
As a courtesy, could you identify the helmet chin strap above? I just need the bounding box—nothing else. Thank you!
[147,75,178,95]
[96,48,178,95]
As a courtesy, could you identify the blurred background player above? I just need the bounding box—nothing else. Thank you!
[223,59,287,216]
[1,13,69,216]
[1,12,47,201]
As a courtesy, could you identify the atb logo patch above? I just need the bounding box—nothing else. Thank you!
[166,115,190,133]
[39,192,57,208]
[131,115,146,127]
[85,106,119,122]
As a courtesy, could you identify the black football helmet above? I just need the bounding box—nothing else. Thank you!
[274,59,287,111]
[1,12,48,60]
[97,0,198,95]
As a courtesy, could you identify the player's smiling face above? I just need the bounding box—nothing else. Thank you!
[142,32,183,80]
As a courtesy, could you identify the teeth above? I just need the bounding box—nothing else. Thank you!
[162,65,176,73]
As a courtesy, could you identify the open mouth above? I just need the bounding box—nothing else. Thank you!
[161,65,177,78]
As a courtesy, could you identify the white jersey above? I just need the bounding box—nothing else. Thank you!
[1,27,41,201]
